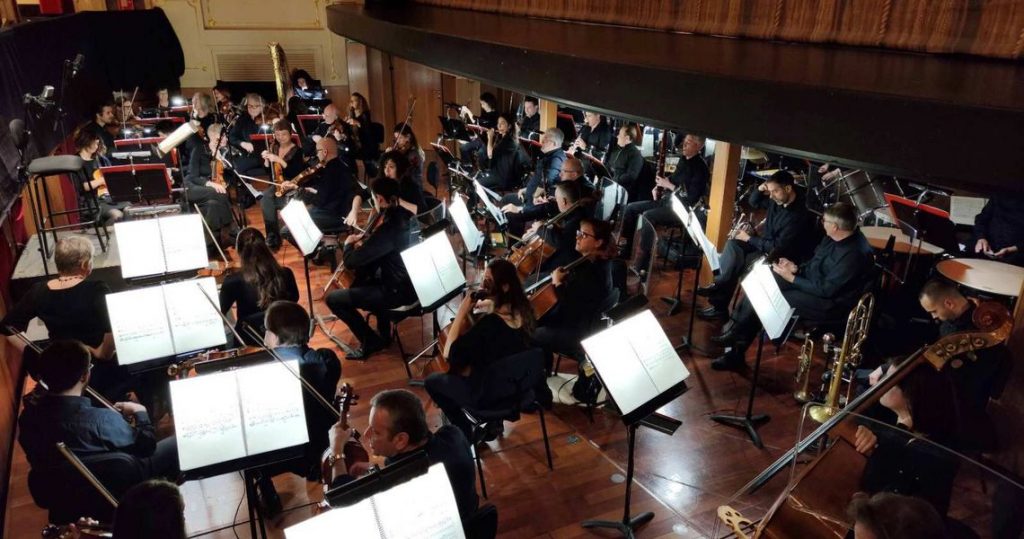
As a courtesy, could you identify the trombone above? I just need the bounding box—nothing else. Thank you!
[807,292,875,423]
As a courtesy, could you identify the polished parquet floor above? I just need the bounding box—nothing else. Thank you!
[2,190,838,539]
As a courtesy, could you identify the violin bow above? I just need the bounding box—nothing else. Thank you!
[193,203,230,267]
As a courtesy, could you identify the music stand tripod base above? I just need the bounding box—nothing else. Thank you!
[581,512,655,539]
[709,332,771,449]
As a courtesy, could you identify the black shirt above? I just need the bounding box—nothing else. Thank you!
[545,257,613,331]
[791,230,874,307]
[522,148,566,209]
[669,153,710,207]
[578,122,613,158]
[939,305,1011,414]
[2,280,111,348]
[274,345,341,468]
[541,207,585,273]
[186,145,215,188]
[747,186,820,263]
[219,267,299,335]
[309,158,360,215]
[83,121,115,157]
[520,113,540,137]
[477,110,499,130]
[606,143,644,196]
[480,134,527,191]
[974,196,1024,261]
[399,174,428,215]
[18,394,156,470]
[385,425,479,521]
[448,313,529,377]
[228,114,262,156]
[343,206,416,301]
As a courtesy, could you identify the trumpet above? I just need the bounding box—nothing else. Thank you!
[808,292,874,423]
[792,334,815,404]
[727,212,750,240]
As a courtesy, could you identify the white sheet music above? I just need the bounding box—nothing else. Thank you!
[236,361,309,456]
[106,285,176,364]
[114,219,165,278]
[114,214,209,278]
[159,214,209,273]
[401,232,466,307]
[449,196,484,253]
[170,370,247,471]
[671,197,720,272]
[280,199,324,256]
[950,196,988,226]
[163,278,227,356]
[581,310,690,416]
[473,179,507,226]
[740,262,795,340]
[284,463,466,539]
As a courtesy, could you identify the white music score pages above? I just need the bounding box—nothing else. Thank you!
[473,179,507,226]
[581,310,690,417]
[107,277,227,365]
[400,232,466,307]
[740,262,795,340]
[449,196,484,253]
[280,199,324,256]
[671,197,720,272]
[171,360,308,472]
[949,196,988,227]
[284,463,466,539]
[114,214,209,278]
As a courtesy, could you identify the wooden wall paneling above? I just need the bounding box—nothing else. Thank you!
[389,57,442,146]
[346,40,370,101]
[538,99,557,132]
[0,340,24,538]
[370,48,395,138]
[700,142,740,284]
[0,0,18,27]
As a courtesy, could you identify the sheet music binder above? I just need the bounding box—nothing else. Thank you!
[671,195,720,272]
[286,461,466,539]
[106,277,227,366]
[581,309,690,425]
[279,199,324,257]
[114,214,209,279]
[740,261,795,340]
[170,359,309,478]
[400,231,467,308]
[449,196,484,253]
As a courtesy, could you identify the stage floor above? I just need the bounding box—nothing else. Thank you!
[12,228,121,281]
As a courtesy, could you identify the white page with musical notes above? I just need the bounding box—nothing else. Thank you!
[950,196,988,227]
[375,463,466,539]
[107,285,175,365]
[449,196,483,253]
[162,278,227,356]
[170,370,247,471]
[581,310,689,416]
[236,360,308,456]
[114,219,166,279]
[280,199,323,256]
[740,262,794,340]
[284,500,381,539]
[401,232,465,307]
[159,214,209,273]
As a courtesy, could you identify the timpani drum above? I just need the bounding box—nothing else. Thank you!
[861,226,944,256]
[935,258,1024,299]
[862,226,945,289]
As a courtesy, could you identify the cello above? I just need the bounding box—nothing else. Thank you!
[507,199,583,279]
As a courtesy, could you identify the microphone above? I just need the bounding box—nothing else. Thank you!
[70,54,85,77]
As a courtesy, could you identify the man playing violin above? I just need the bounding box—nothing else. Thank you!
[324,389,479,523]
[304,103,358,168]
[279,137,363,252]
[186,123,237,248]
[324,177,416,359]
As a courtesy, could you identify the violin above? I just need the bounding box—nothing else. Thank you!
[195,258,239,284]
[329,209,382,291]
[166,345,263,378]
[321,383,370,485]
[276,161,324,197]
[41,521,111,538]
[91,167,109,198]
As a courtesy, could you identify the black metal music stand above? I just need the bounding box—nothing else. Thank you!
[709,329,772,449]
[101,164,173,204]
[887,193,957,283]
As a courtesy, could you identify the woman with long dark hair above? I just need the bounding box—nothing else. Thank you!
[424,259,535,437]
[392,122,425,189]
[219,227,299,342]
[347,92,379,176]
[479,112,529,191]
[379,149,427,217]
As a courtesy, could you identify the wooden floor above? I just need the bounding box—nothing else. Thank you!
[0,193,896,538]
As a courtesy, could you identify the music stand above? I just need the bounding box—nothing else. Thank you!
[579,310,689,538]
[438,116,469,140]
[279,199,324,335]
[885,193,957,283]
[296,114,323,138]
[100,164,172,204]
[670,195,717,353]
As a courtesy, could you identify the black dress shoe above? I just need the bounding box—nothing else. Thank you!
[346,339,385,360]
[696,282,721,297]
[697,306,729,321]
[711,354,747,372]
[710,329,739,345]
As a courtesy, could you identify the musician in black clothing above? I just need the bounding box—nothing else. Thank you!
[324,177,417,359]
[346,92,378,173]
[303,103,359,169]
[325,389,479,523]
[186,92,217,158]
[73,129,127,224]
[532,218,615,400]
[697,169,820,320]
[18,341,179,487]
[618,133,709,264]
[520,96,541,138]
[503,155,593,238]
[569,111,613,160]
[251,301,341,513]
[279,138,364,251]
[381,150,428,217]
[458,92,500,165]
[227,93,269,176]
[81,102,115,158]
[604,123,645,202]
[185,124,237,245]
[500,128,566,213]
[257,120,308,248]
[524,181,587,275]
[711,203,874,371]
[478,113,529,192]
[973,195,1024,267]
[219,228,299,342]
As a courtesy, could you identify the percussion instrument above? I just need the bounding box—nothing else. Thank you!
[838,170,886,217]
[936,258,1024,298]
[860,226,943,256]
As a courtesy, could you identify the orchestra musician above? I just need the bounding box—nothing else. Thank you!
[81,101,115,158]
[618,133,709,268]
[478,112,530,192]
[424,259,536,438]
[500,128,568,235]
[155,87,171,112]
[324,389,479,522]
[279,137,363,252]
[524,181,588,275]
[218,228,299,342]
[1,236,125,398]
[531,218,616,405]
[458,91,500,165]
[520,96,541,137]
[111,480,187,539]
[185,92,216,156]
[603,123,645,201]
[185,123,237,247]
[697,169,819,320]
[711,202,874,371]
[251,300,341,515]
[18,341,179,491]
[227,92,270,176]
[257,120,306,248]
[847,492,948,539]
[73,129,127,224]
[393,122,427,189]
[211,84,234,122]
[347,92,379,176]
[291,68,325,100]
[973,196,1024,267]
[324,177,417,359]
[568,111,613,159]
[380,149,428,217]
[304,103,357,169]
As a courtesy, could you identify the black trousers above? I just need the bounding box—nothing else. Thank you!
[137,436,180,480]
[260,185,287,241]
[707,239,764,309]
[424,373,474,438]
[187,185,234,231]
[325,284,411,347]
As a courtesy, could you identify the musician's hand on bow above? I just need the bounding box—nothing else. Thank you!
[655,176,674,190]
[240,142,254,153]
[993,245,1018,258]
[345,233,365,246]
[486,128,495,142]
[868,366,884,386]
[758,181,769,193]
[853,425,878,455]
[533,194,549,206]
[651,186,660,200]
[501,203,521,214]
[207,181,227,194]
[281,180,298,193]
[344,210,359,227]
[975,238,991,254]
[475,298,495,314]
[818,163,830,174]
[552,266,568,286]
[115,401,146,418]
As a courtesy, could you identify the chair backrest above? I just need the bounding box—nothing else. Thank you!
[464,503,499,539]
[472,348,545,410]
[28,450,144,524]
[596,177,628,221]
[590,288,620,331]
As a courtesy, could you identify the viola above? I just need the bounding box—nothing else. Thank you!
[166,345,262,378]
[276,161,324,197]
[321,383,369,485]
[42,520,111,538]
[91,167,109,198]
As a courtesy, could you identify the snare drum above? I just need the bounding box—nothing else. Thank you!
[840,170,887,217]
[935,258,1024,299]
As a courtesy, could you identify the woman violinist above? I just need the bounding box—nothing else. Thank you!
[424,259,535,438]
[185,123,237,249]
[218,228,299,344]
